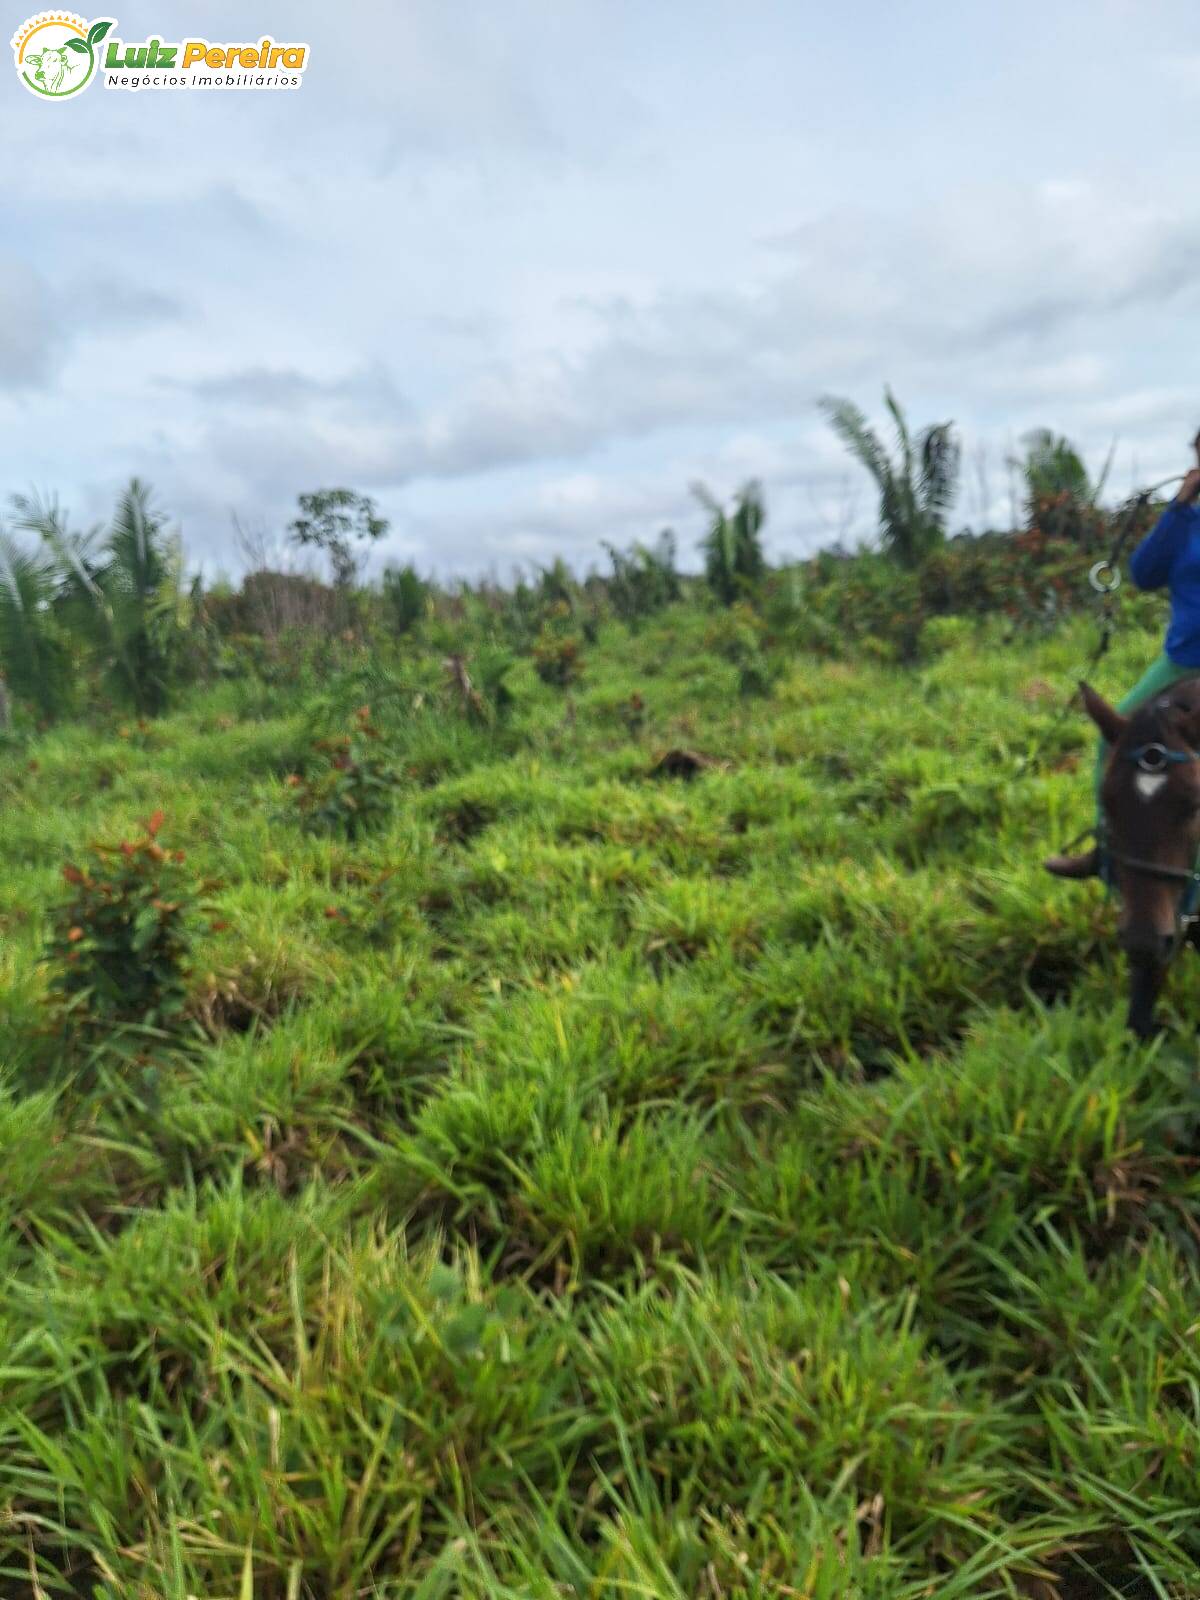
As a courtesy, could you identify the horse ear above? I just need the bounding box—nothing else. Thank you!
[1079,681,1127,743]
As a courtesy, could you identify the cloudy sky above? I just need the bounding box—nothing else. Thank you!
[4,0,1200,579]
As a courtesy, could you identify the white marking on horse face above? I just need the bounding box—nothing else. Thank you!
[1136,772,1168,800]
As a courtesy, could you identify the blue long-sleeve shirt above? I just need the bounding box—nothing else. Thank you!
[1128,500,1200,666]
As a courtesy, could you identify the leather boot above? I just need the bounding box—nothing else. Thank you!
[1042,846,1101,879]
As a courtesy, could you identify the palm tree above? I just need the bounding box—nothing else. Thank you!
[693,480,767,605]
[819,388,960,568]
[1011,428,1113,529]
[13,479,192,716]
[0,528,73,722]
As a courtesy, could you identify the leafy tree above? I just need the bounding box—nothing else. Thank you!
[694,480,767,605]
[288,489,389,590]
[819,388,960,569]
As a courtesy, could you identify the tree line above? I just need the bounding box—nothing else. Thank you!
[0,391,1134,726]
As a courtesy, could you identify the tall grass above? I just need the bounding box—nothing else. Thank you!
[0,587,1197,1596]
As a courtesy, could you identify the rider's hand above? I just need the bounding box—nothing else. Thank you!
[1177,467,1200,505]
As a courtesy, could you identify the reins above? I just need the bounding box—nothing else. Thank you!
[1017,470,1196,777]
[1014,482,1181,777]
[1104,843,1200,961]
[1079,471,1189,655]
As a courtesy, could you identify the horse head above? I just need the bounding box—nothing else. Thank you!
[1082,676,1200,1036]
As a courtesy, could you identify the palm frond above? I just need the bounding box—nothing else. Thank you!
[883,385,914,484]
[10,491,105,609]
[818,397,891,492]
[12,480,188,717]
[823,390,959,569]
[695,481,738,605]
[731,482,766,580]
[0,529,52,613]
[1015,429,1091,510]
[105,478,166,605]
[1093,438,1117,506]
[0,529,72,719]
[689,481,724,518]
[918,423,961,522]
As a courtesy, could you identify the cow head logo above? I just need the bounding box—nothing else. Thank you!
[11,12,113,98]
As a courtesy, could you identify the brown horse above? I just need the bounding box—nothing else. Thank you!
[1082,676,1200,1036]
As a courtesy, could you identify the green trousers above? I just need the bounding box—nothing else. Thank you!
[1094,652,1195,802]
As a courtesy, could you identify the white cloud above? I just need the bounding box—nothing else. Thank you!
[0,260,62,389]
[5,0,1200,574]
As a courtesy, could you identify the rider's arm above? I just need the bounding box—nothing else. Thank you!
[1129,501,1198,589]
[1129,469,1200,590]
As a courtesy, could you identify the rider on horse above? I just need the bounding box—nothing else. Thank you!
[1045,434,1200,879]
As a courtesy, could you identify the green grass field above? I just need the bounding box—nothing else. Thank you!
[3,602,1200,1598]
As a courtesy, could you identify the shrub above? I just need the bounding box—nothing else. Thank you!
[706,603,779,696]
[494,576,542,650]
[288,706,398,839]
[800,550,926,663]
[470,646,520,723]
[535,557,578,613]
[919,614,974,657]
[532,604,585,688]
[382,563,429,635]
[208,570,339,640]
[1011,427,1113,541]
[532,632,583,688]
[45,811,208,1032]
[442,648,520,726]
[602,531,681,627]
[694,481,767,605]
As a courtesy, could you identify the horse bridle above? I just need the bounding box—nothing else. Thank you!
[1103,739,1200,954]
